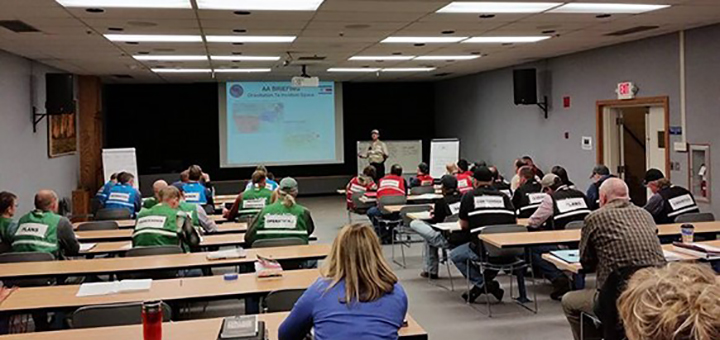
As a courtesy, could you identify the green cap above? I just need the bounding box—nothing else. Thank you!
[279,177,298,192]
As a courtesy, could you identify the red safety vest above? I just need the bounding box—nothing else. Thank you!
[416,174,434,186]
[456,173,474,194]
[346,176,376,209]
[377,175,407,198]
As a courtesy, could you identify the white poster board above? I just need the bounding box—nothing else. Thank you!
[102,148,139,189]
[357,140,422,175]
[430,139,460,178]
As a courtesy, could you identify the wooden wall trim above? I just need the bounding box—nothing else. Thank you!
[75,76,103,216]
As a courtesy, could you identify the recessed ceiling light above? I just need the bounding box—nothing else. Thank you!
[349,56,415,61]
[233,10,252,15]
[382,36,468,43]
[414,55,480,60]
[596,14,612,18]
[206,35,296,43]
[381,67,436,72]
[134,55,208,61]
[137,51,150,55]
[198,0,324,11]
[213,68,272,73]
[125,41,139,45]
[542,30,556,34]
[437,2,562,14]
[57,0,191,8]
[463,36,551,43]
[327,68,380,72]
[233,42,244,45]
[152,68,212,73]
[550,3,670,14]
[211,56,281,61]
[105,34,203,42]
[414,43,426,47]
[85,8,105,13]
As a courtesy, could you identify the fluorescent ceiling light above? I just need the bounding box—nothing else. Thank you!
[56,0,191,8]
[463,36,551,43]
[381,36,468,43]
[414,55,480,60]
[213,68,272,73]
[327,68,381,72]
[349,56,415,61]
[105,34,202,42]
[550,3,670,14]
[437,2,562,13]
[381,67,436,72]
[134,55,207,61]
[197,0,324,11]
[206,35,296,43]
[211,56,281,61]
[152,68,212,73]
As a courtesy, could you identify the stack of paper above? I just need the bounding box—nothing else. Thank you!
[672,242,720,260]
[207,248,247,260]
[76,279,152,297]
[79,243,97,252]
[255,255,283,278]
[663,250,684,262]
[414,193,440,200]
[432,222,461,232]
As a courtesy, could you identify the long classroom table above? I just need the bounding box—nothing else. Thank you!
[0,312,428,340]
[0,244,330,280]
[75,222,248,242]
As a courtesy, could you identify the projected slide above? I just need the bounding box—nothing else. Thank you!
[221,82,343,167]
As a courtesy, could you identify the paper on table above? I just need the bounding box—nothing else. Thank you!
[432,222,461,232]
[413,193,440,200]
[207,248,247,260]
[121,243,132,250]
[408,211,432,220]
[663,250,684,262]
[79,243,97,252]
[76,279,152,297]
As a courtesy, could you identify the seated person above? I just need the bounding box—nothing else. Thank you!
[512,166,545,218]
[366,164,408,240]
[345,165,377,211]
[132,186,200,252]
[510,158,526,191]
[445,162,458,176]
[643,168,699,224]
[409,175,463,279]
[102,172,142,217]
[410,162,434,187]
[586,165,614,210]
[225,170,275,221]
[181,165,212,206]
[618,263,720,340]
[0,192,18,254]
[92,172,118,212]
[143,180,168,209]
[171,169,190,189]
[178,187,218,234]
[522,155,544,178]
[489,165,512,197]
[278,224,407,340]
[245,165,279,192]
[245,177,315,247]
[551,165,575,188]
[11,190,79,259]
[455,159,474,194]
[450,166,516,303]
[527,174,591,300]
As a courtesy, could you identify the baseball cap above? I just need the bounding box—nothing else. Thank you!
[473,166,493,182]
[541,174,560,188]
[440,175,458,190]
[371,129,380,135]
[279,177,298,192]
[590,164,610,178]
[643,168,665,185]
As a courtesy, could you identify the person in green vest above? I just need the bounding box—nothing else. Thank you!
[0,191,19,254]
[142,179,168,209]
[178,189,218,234]
[132,186,200,252]
[12,190,79,259]
[224,170,275,222]
[245,177,315,247]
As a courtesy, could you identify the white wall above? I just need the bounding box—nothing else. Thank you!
[0,49,78,210]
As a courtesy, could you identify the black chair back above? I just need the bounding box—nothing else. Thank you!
[595,265,653,340]
[262,289,306,313]
[117,246,184,280]
[675,212,715,223]
[76,221,120,231]
[95,208,132,221]
[410,186,435,195]
[72,302,172,329]
[0,252,56,287]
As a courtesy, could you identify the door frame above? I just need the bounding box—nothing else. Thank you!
[596,96,671,179]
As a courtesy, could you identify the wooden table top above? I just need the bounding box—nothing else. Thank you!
[214,194,237,206]
[383,204,433,214]
[75,223,249,242]
[0,269,321,313]
[0,312,427,340]
[360,193,443,204]
[0,244,331,279]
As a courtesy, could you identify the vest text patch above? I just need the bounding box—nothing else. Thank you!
[109,192,131,202]
[473,196,505,209]
[136,216,167,229]
[16,223,49,238]
[265,214,298,229]
[556,198,588,213]
[668,194,695,211]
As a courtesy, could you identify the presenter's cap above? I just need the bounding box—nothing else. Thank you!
[371,129,380,135]
[279,177,298,191]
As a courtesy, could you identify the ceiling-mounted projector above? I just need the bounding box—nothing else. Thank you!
[291,76,319,87]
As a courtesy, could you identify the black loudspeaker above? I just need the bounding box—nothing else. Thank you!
[45,73,75,115]
[513,69,537,105]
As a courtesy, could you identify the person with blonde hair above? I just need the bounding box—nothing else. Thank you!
[279,224,408,340]
[618,263,720,340]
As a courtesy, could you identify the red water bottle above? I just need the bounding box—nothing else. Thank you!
[142,300,163,340]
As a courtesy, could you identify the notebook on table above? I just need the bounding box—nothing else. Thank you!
[550,249,580,263]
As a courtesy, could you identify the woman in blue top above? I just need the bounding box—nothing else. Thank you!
[279,224,408,340]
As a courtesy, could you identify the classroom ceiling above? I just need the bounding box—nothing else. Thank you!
[0,0,719,83]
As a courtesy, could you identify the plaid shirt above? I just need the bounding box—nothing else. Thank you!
[580,199,666,287]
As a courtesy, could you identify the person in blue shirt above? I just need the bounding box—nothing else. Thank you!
[279,224,408,340]
[95,172,118,202]
[245,165,279,192]
[181,165,212,205]
[102,172,142,216]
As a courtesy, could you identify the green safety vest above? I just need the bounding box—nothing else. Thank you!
[178,201,200,227]
[239,187,274,216]
[0,217,17,244]
[252,202,309,243]
[132,204,188,249]
[143,197,159,209]
[12,210,61,255]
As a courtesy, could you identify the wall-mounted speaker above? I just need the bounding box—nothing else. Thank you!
[513,69,537,105]
[45,73,75,115]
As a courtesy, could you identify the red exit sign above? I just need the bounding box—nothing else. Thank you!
[617,82,635,100]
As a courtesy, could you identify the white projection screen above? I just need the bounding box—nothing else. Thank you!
[219,82,344,168]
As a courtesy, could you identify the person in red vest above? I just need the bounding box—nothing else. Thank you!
[456,159,474,194]
[366,164,407,242]
[345,165,377,210]
[410,162,434,188]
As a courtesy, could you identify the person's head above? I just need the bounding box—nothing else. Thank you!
[551,165,573,186]
[152,180,168,200]
[521,155,535,167]
[371,129,380,141]
[179,170,190,183]
[473,161,487,171]
[590,164,611,182]
[322,224,398,303]
[417,162,429,176]
[519,166,535,185]
[109,172,119,184]
[188,165,203,182]
[514,159,525,172]
[445,162,458,175]
[457,159,470,173]
[278,177,299,208]
[473,166,493,187]
[251,170,267,188]
[440,175,458,195]
[159,186,182,208]
[34,190,59,213]
[599,177,630,207]
[255,165,269,173]
[390,164,403,176]
[488,166,500,181]
[618,263,720,340]
[362,165,376,180]
[267,172,276,181]
[118,172,134,186]
[0,192,18,217]
[540,174,562,194]
[643,168,667,194]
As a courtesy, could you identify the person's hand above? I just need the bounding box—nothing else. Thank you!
[222,208,229,218]
[202,173,211,182]
[0,286,17,303]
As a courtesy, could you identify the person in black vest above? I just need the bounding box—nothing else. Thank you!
[489,165,512,198]
[586,165,615,210]
[528,174,592,300]
[512,166,545,218]
[642,169,699,224]
[552,165,575,188]
[450,166,516,303]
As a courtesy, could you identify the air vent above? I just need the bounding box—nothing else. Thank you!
[297,56,326,61]
[0,20,40,33]
[113,74,134,79]
[606,26,659,37]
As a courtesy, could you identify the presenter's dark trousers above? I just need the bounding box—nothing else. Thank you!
[370,162,385,182]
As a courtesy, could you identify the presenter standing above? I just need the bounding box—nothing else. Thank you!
[359,129,389,181]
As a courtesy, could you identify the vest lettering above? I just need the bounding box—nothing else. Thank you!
[350,183,366,193]
[264,214,298,229]
[449,202,461,215]
[136,216,167,230]
[528,193,548,204]
[16,223,48,238]
[381,179,400,189]
[669,194,694,210]
[243,198,267,209]
[109,192,130,202]
[474,196,505,209]
[556,198,588,213]
[184,192,200,202]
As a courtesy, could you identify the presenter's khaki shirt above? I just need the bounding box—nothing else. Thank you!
[367,140,389,164]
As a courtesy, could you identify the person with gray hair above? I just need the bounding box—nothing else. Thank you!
[143,179,169,209]
[11,190,79,259]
